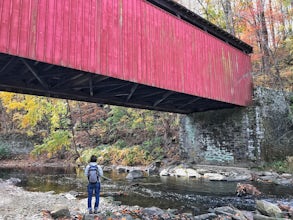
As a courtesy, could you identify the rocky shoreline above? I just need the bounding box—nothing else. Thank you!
[158,164,293,185]
[116,163,293,186]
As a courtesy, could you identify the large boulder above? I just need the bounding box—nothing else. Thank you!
[212,206,248,220]
[126,170,144,179]
[226,173,251,182]
[50,205,71,219]
[142,207,165,216]
[194,213,217,220]
[186,168,202,178]
[203,173,226,181]
[159,168,170,176]
[147,161,161,176]
[116,166,128,173]
[174,168,201,178]
[174,168,187,177]
[256,200,283,218]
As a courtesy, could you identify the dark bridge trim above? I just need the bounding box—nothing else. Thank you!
[0,53,237,114]
[146,0,253,54]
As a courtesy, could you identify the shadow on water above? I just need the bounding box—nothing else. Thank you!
[1,167,293,214]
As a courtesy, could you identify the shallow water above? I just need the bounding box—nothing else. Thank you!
[1,167,292,214]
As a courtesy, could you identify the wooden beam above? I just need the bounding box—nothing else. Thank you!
[20,58,49,90]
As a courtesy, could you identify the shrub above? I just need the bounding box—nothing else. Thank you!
[31,130,71,158]
[79,144,153,166]
[114,140,127,149]
[265,160,292,173]
[78,147,102,164]
[150,146,164,160]
[0,142,11,159]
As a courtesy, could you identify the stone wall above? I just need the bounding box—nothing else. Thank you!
[180,87,293,166]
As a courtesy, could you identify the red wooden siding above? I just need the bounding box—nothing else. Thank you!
[0,0,252,106]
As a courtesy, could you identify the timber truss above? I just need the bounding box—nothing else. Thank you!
[0,53,236,114]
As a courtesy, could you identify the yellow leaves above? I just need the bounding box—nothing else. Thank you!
[47,152,53,158]
[7,101,25,111]
[0,92,68,135]
[50,113,60,130]
[21,99,42,128]
[0,92,40,128]
[0,92,14,107]
[132,117,143,129]
[20,115,30,128]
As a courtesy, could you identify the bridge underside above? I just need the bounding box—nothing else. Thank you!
[0,53,236,114]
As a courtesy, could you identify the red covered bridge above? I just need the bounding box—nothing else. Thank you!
[0,0,253,114]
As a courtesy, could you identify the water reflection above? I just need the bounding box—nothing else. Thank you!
[0,166,80,193]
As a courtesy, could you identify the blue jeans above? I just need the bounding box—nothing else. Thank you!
[87,182,101,210]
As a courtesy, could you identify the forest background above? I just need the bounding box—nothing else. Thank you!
[0,0,292,168]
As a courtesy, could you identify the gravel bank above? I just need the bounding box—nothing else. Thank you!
[0,178,124,220]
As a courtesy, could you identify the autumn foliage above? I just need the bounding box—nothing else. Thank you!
[0,94,180,165]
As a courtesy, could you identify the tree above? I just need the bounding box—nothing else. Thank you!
[0,92,72,158]
[268,0,276,50]
[221,0,235,35]
[256,0,270,73]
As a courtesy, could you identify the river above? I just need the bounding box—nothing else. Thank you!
[1,166,293,214]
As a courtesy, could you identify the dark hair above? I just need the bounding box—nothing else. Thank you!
[90,155,97,162]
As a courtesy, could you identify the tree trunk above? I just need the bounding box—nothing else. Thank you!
[279,2,287,40]
[0,102,8,134]
[257,0,270,73]
[66,100,80,158]
[221,0,235,35]
[268,0,276,49]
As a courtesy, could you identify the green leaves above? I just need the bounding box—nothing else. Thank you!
[31,130,71,158]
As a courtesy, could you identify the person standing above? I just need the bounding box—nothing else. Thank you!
[84,155,103,214]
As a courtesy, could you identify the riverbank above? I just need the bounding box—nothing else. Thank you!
[1,178,293,220]
[0,156,75,169]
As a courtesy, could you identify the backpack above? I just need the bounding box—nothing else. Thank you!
[88,165,99,183]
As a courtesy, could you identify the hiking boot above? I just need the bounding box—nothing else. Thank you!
[89,210,93,214]
[94,209,98,214]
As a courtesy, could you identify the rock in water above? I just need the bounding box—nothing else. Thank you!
[203,173,226,181]
[126,170,144,179]
[256,200,282,218]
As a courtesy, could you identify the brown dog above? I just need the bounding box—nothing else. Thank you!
[236,183,261,196]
